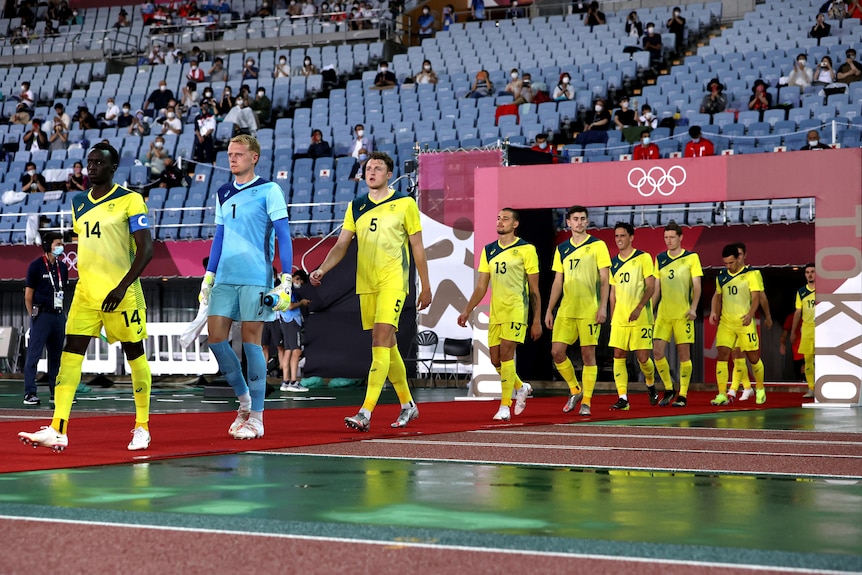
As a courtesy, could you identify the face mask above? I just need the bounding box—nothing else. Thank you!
[423,8,429,14]
[107,101,114,107]
[380,67,388,72]
[358,153,368,161]
[204,91,212,98]
[674,10,679,15]
[225,90,231,95]
[305,60,311,66]
[511,72,519,79]
[595,105,603,112]
[161,85,168,91]
[356,129,364,137]
[809,140,819,146]
[293,281,301,289]
[154,141,164,148]
[21,85,27,91]
[235,99,244,106]
[798,59,806,65]
[647,26,654,33]
[621,102,629,109]
[644,112,653,119]
[136,113,144,120]
[280,58,286,64]
[27,169,36,176]
[52,245,64,257]
[562,77,570,84]
[167,112,175,118]
[538,142,548,149]
[257,91,264,97]
[247,60,253,66]
[642,137,650,145]
[191,64,197,69]
[424,64,431,71]
[123,107,130,113]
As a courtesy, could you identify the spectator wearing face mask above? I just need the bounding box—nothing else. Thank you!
[275,55,291,78]
[786,54,813,89]
[49,119,69,152]
[223,96,258,136]
[503,69,522,96]
[13,81,36,109]
[638,104,659,129]
[350,124,373,159]
[20,162,47,194]
[287,0,303,17]
[217,86,235,116]
[666,6,686,53]
[300,56,319,76]
[251,87,272,127]
[614,96,637,129]
[748,79,772,117]
[810,13,830,46]
[242,57,259,80]
[414,60,438,84]
[418,6,434,40]
[349,148,369,180]
[128,110,151,136]
[160,106,183,135]
[98,97,121,128]
[371,61,397,90]
[625,11,643,40]
[181,82,199,117]
[117,103,134,129]
[699,78,726,115]
[800,130,831,150]
[52,103,71,131]
[531,133,558,163]
[642,22,663,68]
[553,73,574,101]
[146,136,169,177]
[144,81,174,116]
[574,98,611,145]
[511,72,535,105]
[23,119,49,151]
[193,101,217,164]
[683,125,714,157]
[633,129,660,160]
[187,60,205,82]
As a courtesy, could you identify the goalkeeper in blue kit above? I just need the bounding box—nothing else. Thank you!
[199,135,294,439]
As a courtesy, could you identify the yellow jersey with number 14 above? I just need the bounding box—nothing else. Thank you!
[71,184,149,311]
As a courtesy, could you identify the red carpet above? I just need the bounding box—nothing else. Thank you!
[0,392,805,474]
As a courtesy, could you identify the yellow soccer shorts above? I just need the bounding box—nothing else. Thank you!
[653,317,695,344]
[488,322,527,347]
[716,321,759,351]
[551,317,601,347]
[609,324,653,351]
[799,324,814,355]
[66,304,148,344]
[359,290,407,331]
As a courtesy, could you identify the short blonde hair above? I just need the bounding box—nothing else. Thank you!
[230,134,261,161]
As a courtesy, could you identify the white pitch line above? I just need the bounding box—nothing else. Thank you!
[364,438,862,461]
[0,515,850,574]
[253,451,862,480]
[471,429,862,447]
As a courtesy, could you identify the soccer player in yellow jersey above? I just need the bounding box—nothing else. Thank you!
[608,222,656,411]
[544,205,610,416]
[19,143,154,452]
[311,152,431,431]
[651,222,702,408]
[709,243,767,406]
[459,208,542,421]
[791,263,816,398]
[720,242,773,401]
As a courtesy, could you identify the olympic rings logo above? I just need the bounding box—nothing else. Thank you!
[60,251,78,272]
[627,165,687,197]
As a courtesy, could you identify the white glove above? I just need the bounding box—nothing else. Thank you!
[265,273,292,312]
[199,271,215,305]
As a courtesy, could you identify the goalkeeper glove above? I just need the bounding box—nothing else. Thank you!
[199,271,215,305]
[265,273,293,312]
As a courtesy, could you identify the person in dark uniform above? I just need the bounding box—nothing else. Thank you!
[23,231,68,405]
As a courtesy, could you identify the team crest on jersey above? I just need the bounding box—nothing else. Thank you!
[107,202,116,212]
